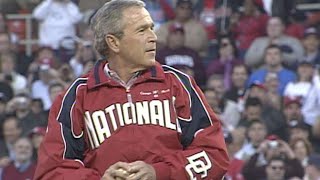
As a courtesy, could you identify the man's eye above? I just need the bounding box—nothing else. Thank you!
[139,29,145,32]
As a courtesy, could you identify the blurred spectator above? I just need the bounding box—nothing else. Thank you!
[306,154,320,180]
[235,120,267,161]
[56,63,76,87]
[156,22,206,86]
[302,27,320,65]
[204,88,220,114]
[0,82,14,104]
[265,156,286,180]
[260,0,294,24]
[144,0,175,30]
[231,0,269,57]
[206,34,243,90]
[0,13,19,44]
[0,137,36,180]
[283,97,304,124]
[28,127,46,161]
[285,9,306,40]
[264,72,281,110]
[206,74,241,131]
[247,44,297,95]
[290,137,313,167]
[313,117,320,140]
[224,64,249,103]
[32,0,83,50]
[48,82,65,104]
[245,17,304,69]
[0,52,27,94]
[0,32,11,54]
[246,82,287,139]
[284,62,320,125]
[240,97,263,126]
[242,137,304,180]
[156,0,208,57]
[0,114,22,165]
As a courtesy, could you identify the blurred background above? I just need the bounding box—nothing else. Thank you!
[0,0,320,179]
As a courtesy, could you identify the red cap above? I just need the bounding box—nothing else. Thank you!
[29,127,46,138]
[249,81,267,91]
[283,96,302,106]
[266,134,279,141]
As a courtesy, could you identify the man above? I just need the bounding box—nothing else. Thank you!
[265,157,286,180]
[0,137,36,180]
[245,17,304,69]
[34,1,229,180]
[247,44,296,95]
[302,27,320,65]
[156,22,206,86]
[306,154,320,180]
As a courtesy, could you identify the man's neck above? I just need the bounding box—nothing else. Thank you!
[108,61,139,84]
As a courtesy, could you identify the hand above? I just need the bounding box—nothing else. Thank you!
[0,157,11,168]
[101,162,131,180]
[126,161,156,180]
[257,140,269,153]
[278,140,295,159]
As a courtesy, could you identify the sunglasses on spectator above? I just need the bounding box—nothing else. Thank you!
[270,166,284,170]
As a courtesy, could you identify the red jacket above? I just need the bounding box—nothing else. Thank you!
[34,60,229,180]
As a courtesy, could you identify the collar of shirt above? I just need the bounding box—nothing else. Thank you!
[104,63,140,89]
[14,160,31,172]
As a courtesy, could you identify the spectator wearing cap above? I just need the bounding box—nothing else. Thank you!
[156,0,209,57]
[0,137,36,180]
[28,127,46,161]
[0,52,27,95]
[302,27,320,65]
[306,154,320,180]
[156,22,206,86]
[247,81,287,139]
[32,0,83,50]
[206,34,243,90]
[245,17,304,69]
[247,44,297,95]
[283,97,304,125]
[284,61,320,126]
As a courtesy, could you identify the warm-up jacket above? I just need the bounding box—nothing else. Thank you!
[34,60,229,180]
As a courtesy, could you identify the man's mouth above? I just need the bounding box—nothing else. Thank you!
[146,48,156,52]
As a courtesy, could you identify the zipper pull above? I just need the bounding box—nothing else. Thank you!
[126,88,133,104]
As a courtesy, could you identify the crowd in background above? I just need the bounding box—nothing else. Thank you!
[0,0,320,179]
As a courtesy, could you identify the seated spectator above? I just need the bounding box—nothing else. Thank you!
[290,137,313,167]
[231,0,269,56]
[283,97,304,125]
[206,34,243,90]
[264,72,281,110]
[0,137,36,180]
[242,136,304,180]
[203,88,220,114]
[224,64,249,103]
[156,22,206,86]
[206,74,241,131]
[302,27,320,65]
[265,156,286,180]
[0,114,22,166]
[32,0,83,50]
[28,127,46,161]
[247,44,297,95]
[0,52,27,94]
[235,120,268,161]
[306,154,320,180]
[156,0,208,57]
[245,17,304,69]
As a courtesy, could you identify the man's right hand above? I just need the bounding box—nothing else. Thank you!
[101,162,131,180]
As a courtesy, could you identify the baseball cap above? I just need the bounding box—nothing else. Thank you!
[249,81,267,91]
[283,96,302,107]
[308,154,320,168]
[168,22,184,33]
[28,127,46,138]
[304,27,319,38]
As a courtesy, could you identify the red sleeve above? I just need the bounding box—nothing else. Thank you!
[156,67,230,179]
[34,79,100,180]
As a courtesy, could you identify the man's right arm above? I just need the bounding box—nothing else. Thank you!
[34,80,100,180]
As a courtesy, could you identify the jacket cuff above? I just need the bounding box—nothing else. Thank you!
[152,162,171,180]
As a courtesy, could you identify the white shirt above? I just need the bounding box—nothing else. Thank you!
[32,0,83,49]
[31,80,51,110]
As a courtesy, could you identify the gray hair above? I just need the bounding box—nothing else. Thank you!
[90,0,145,57]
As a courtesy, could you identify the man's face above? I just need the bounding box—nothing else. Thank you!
[284,103,302,122]
[0,34,11,53]
[303,35,319,52]
[249,86,266,103]
[204,90,219,110]
[118,7,157,71]
[267,18,284,38]
[3,118,21,144]
[297,65,314,81]
[248,122,267,144]
[265,48,282,67]
[232,66,248,88]
[207,79,225,99]
[14,138,33,163]
[245,105,262,121]
[175,3,192,21]
[266,160,285,180]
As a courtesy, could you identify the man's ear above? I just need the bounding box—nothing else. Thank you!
[105,34,120,53]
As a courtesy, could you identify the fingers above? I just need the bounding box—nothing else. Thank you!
[103,162,131,180]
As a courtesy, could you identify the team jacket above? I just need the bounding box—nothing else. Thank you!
[34,60,229,180]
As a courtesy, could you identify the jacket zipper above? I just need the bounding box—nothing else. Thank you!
[126,87,133,104]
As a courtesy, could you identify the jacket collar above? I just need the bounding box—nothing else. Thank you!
[87,59,165,89]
